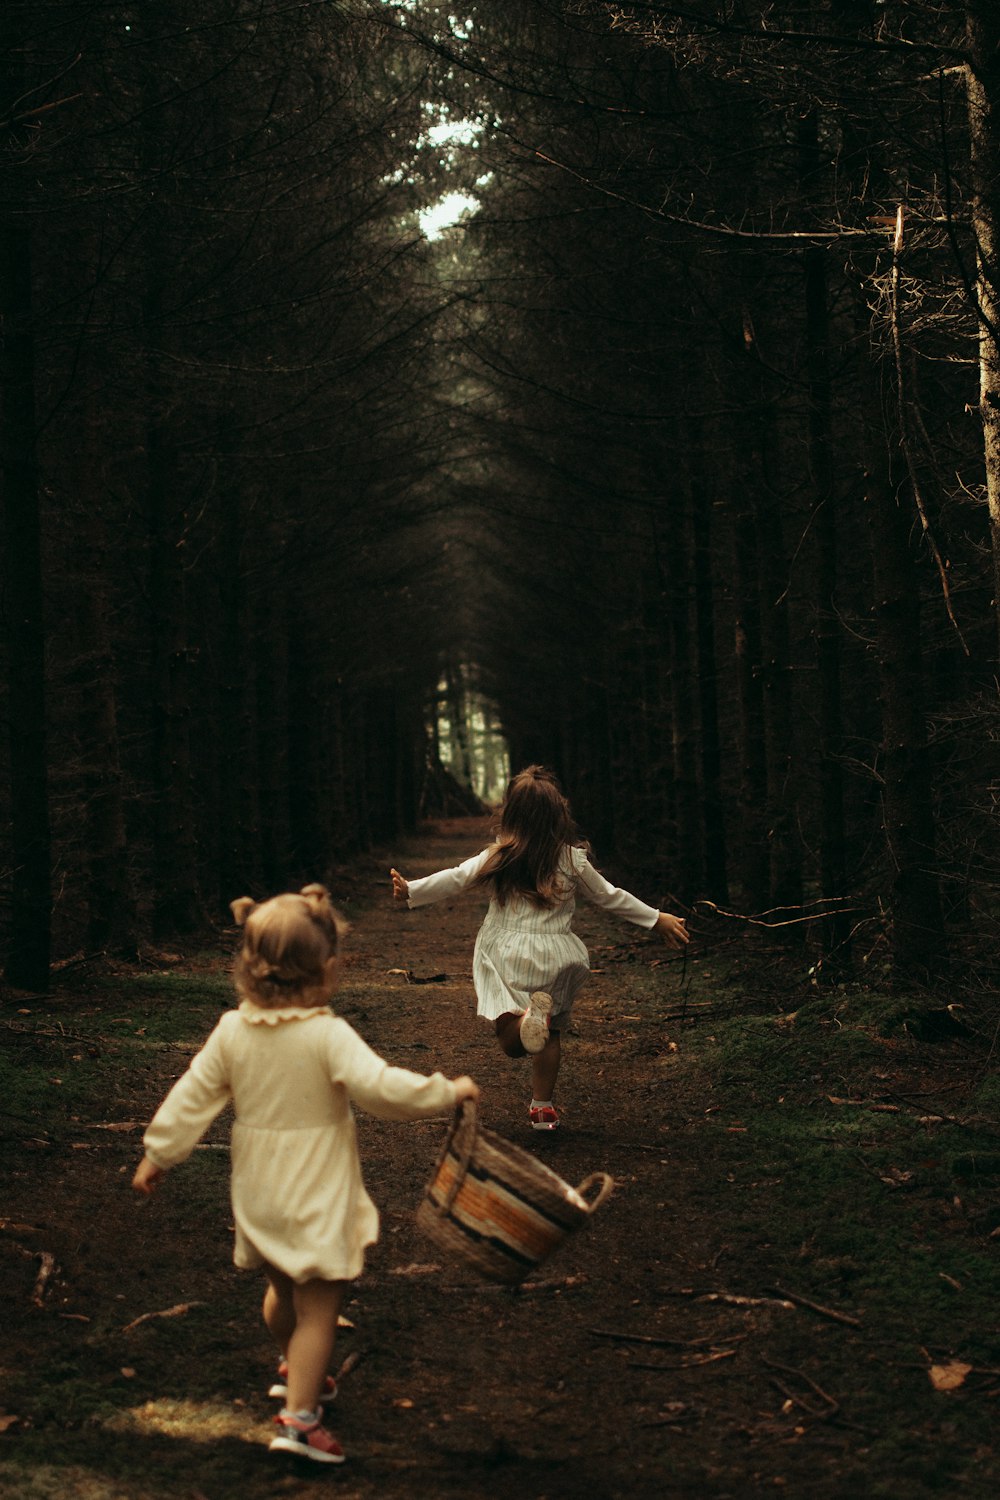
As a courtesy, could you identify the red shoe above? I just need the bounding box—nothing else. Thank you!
[270,1410,345,1464]
[268,1362,337,1404]
[529,1103,559,1131]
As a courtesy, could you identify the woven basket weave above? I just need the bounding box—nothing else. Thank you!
[415,1099,614,1284]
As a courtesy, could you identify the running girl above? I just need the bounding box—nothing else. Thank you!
[132,883,477,1465]
[390,765,688,1132]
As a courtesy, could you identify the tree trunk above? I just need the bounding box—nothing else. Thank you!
[731,487,769,912]
[1,19,51,989]
[661,459,703,901]
[966,2,1000,658]
[799,102,849,961]
[689,417,728,903]
[806,239,849,962]
[74,379,135,954]
[862,378,946,980]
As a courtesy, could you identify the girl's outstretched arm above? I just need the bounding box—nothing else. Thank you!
[396,849,492,909]
[654,911,690,948]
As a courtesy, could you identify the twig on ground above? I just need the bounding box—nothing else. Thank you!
[660,1287,796,1310]
[629,1348,738,1370]
[589,1327,746,1350]
[122,1300,205,1334]
[334,1349,366,1381]
[761,1355,840,1419]
[766,1285,862,1327]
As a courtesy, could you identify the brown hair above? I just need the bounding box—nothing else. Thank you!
[473,765,583,909]
[230,883,348,1008]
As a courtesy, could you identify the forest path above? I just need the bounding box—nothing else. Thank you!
[6,818,958,1499]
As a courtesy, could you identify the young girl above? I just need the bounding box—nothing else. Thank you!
[132,883,477,1466]
[390,765,688,1132]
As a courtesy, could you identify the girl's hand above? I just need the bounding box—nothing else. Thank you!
[655,911,690,948]
[452,1076,480,1105]
[132,1156,167,1196]
[390,868,409,904]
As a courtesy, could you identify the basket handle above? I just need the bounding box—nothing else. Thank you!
[574,1172,615,1214]
[440,1096,479,1213]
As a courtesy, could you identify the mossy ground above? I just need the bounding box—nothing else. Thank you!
[2,819,998,1498]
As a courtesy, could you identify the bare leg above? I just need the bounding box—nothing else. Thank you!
[531,1030,561,1101]
[263,1265,344,1414]
[495,1015,562,1100]
[263,1265,297,1357]
[285,1279,345,1414]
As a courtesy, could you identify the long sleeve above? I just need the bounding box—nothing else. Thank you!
[576,855,659,927]
[406,849,491,909]
[143,1022,233,1169]
[326,1020,457,1121]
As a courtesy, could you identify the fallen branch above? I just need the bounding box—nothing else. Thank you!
[766,1285,862,1328]
[695,897,863,930]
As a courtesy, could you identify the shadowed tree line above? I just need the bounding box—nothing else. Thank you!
[384,0,1000,985]
[1,1,464,985]
[3,1,1000,993]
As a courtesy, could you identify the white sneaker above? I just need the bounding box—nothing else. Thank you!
[519,991,552,1054]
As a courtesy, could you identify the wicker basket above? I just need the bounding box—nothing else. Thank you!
[415,1100,614,1284]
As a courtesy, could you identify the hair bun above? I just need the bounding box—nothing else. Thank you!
[299,883,332,906]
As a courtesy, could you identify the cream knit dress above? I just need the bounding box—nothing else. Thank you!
[406,844,659,1025]
[142,1003,457,1282]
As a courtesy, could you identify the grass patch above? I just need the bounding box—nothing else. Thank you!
[673,981,1000,1350]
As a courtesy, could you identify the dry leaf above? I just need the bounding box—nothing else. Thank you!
[121,1367,137,1379]
[929,1360,972,1391]
[0,1414,20,1433]
[878,1167,915,1189]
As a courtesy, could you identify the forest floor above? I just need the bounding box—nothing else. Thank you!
[2,818,1000,1499]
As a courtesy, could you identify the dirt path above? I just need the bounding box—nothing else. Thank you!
[6,819,985,1498]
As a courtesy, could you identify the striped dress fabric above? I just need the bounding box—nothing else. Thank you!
[406,844,660,1023]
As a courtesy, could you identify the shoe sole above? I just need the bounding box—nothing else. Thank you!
[530,1117,560,1131]
[269,1435,345,1464]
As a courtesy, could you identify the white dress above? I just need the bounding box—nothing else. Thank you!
[142,1003,457,1282]
[406,844,659,1024]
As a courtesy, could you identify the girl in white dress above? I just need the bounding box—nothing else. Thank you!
[132,883,477,1466]
[391,765,688,1132]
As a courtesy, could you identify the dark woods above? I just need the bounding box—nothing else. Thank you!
[2,2,1000,992]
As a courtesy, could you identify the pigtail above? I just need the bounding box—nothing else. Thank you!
[300,883,350,950]
[230,896,257,927]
